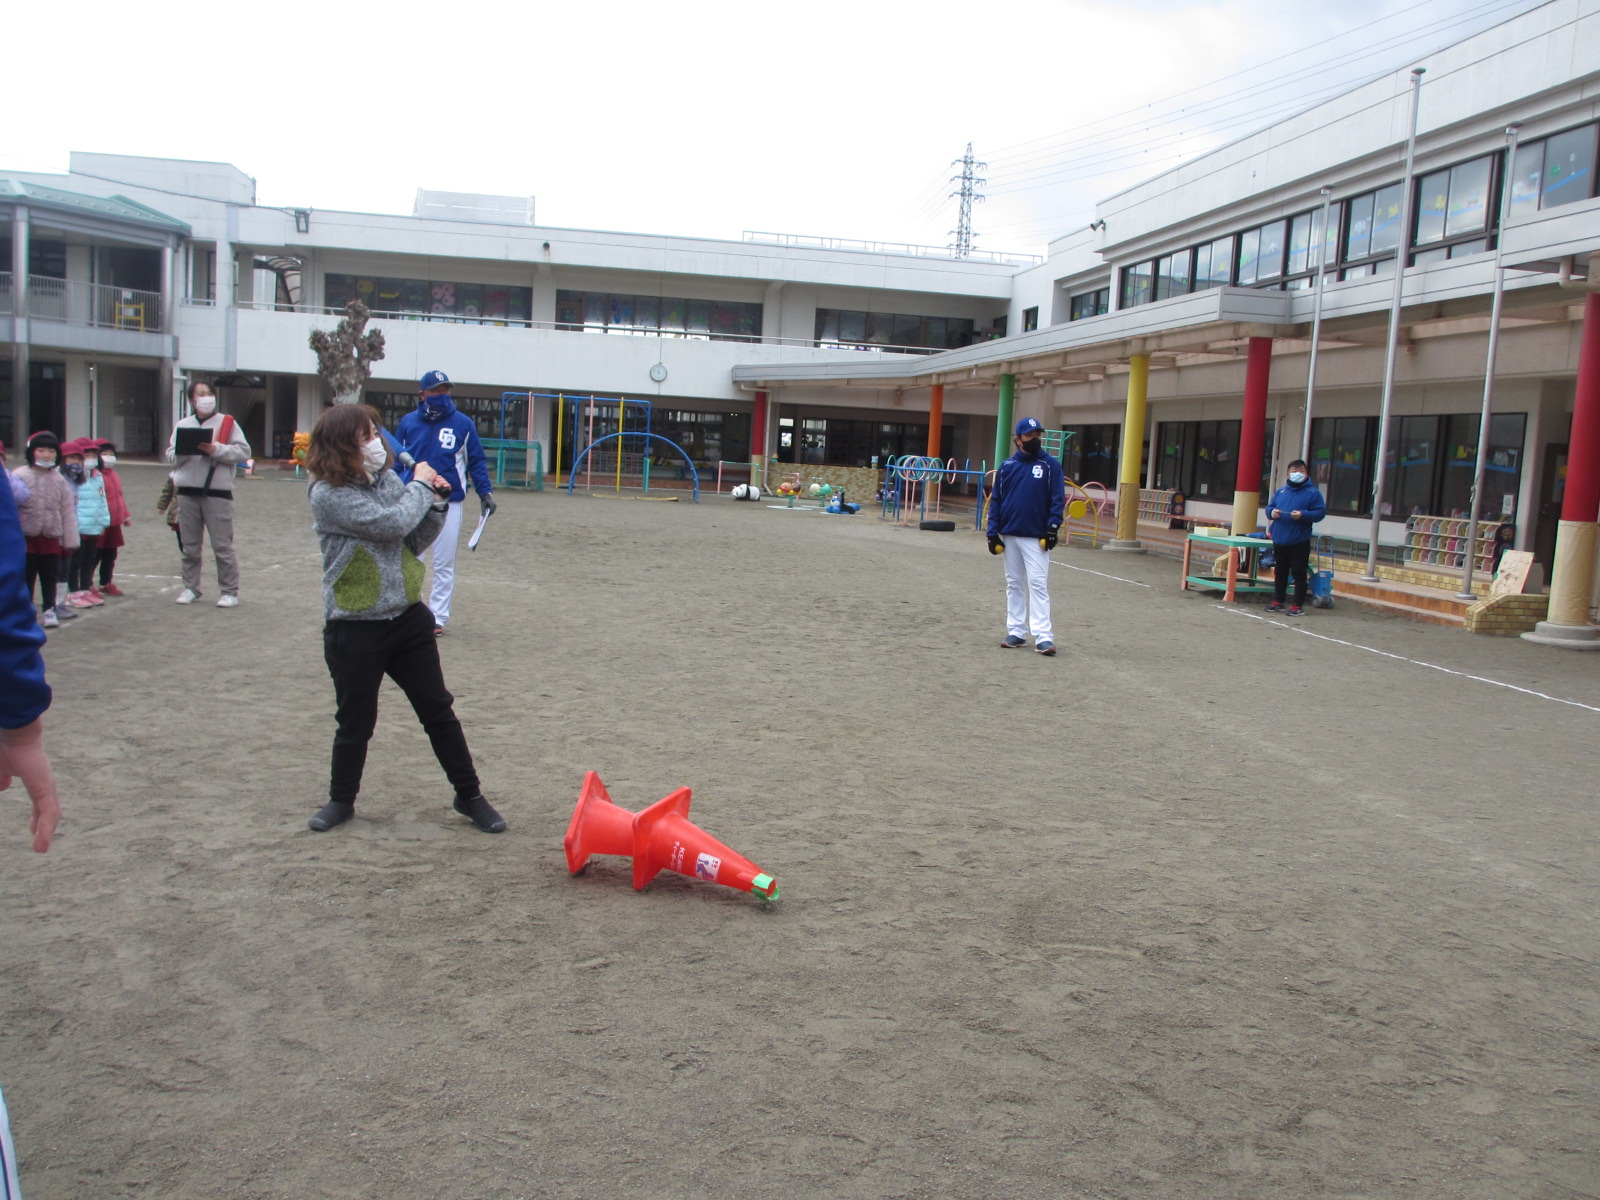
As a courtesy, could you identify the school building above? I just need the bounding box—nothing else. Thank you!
[3,0,1599,636]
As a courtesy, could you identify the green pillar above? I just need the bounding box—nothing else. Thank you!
[993,373,1016,469]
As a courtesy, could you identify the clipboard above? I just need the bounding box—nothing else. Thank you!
[174,427,209,456]
[467,510,491,551]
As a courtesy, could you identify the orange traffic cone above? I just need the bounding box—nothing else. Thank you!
[564,771,649,875]
[631,786,779,900]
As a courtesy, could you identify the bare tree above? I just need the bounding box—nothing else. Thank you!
[308,301,386,403]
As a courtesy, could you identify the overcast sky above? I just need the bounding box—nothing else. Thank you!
[4,0,1553,254]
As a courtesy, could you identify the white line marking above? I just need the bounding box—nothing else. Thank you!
[1051,559,1152,588]
[1218,605,1600,713]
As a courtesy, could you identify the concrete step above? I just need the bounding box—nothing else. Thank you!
[1330,581,1468,627]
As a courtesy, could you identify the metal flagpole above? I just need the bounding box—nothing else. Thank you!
[1456,123,1523,599]
[1300,187,1335,462]
[1362,67,1426,582]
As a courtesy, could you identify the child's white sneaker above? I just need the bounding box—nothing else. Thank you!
[216,594,240,608]
[40,608,60,629]
[176,589,200,604]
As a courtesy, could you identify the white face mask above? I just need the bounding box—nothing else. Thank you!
[194,396,217,417]
[1288,472,1307,484]
[101,454,117,467]
[33,454,56,468]
[84,456,99,470]
[361,435,389,476]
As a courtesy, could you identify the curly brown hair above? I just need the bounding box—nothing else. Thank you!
[305,404,387,487]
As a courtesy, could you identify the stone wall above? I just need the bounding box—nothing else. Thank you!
[1464,592,1550,636]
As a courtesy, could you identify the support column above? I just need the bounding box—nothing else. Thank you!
[1524,292,1600,649]
[1232,336,1273,534]
[992,373,1015,471]
[1107,354,1150,552]
[10,207,29,451]
[927,384,944,458]
[751,389,768,489]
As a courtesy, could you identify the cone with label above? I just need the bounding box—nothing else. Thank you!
[630,786,779,901]
[564,771,651,875]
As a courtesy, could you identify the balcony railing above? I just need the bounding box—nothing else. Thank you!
[233,300,946,355]
[0,274,163,331]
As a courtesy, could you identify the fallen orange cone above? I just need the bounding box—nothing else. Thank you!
[562,774,778,901]
[631,786,778,900]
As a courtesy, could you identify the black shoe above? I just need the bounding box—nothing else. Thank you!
[453,793,507,833]
[308,801,354,832]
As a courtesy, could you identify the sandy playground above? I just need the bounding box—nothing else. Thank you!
[2,462,1597,1200]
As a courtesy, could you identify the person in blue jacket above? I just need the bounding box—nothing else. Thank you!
[986,416,1065,656]
[1264,458,1327,615]
[0,462,61,853]
[394,371,496,635]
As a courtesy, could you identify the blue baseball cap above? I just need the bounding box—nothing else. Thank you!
[1014,417,1044,437]
[419,369,451,391]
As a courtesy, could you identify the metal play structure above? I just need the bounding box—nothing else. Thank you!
[878,455,990,529]
[566,432,701,501]
[542,393,702,501]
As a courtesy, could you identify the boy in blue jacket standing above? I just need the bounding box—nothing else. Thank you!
[395,371,496,635]
[1264,458,1327,615]
[987,417,1065,655]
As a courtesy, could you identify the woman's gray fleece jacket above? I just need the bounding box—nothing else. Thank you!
[310,471,446,622]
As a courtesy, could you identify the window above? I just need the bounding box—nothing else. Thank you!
[1155,251,1192,300]
[558,290,761,341]
[1236,221,1286,287]
[1309,416,1376,515]
[1120,261,1153,309]
[1022,306,1039,333]
[1069,288,1110,320]
[1342,183,1404,277]
[1060,423,1120,487]
[774,415,947,467]
[1195,235,1234,290]
[329,274,532,325]
[1511,120,1599,218]
[1154,419,1274,502]
[1414,154,1496,263]
[814,309,974,351]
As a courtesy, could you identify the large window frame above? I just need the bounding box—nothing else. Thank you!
[1510,120,1600,219]
[1154,419,1275,502]
[1069,287,1110,320]
[814,308,974,351]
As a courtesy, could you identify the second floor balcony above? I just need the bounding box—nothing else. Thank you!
[0,272,164,332]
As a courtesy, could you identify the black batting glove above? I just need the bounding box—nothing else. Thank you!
[1042,525,1059,551]
[987,533,1005,555]
[480,493,497,517]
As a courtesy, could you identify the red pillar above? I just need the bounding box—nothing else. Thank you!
[1562,294,1600,525]
[1231,336,1273,533]
[927,384,945,458]
[751,389,768,464]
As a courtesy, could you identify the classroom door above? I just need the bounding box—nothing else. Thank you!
[1533,443,1566,573]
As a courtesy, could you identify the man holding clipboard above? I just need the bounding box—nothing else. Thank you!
[164,380,252,607]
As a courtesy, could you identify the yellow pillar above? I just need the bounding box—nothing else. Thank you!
[1108,354,1149,551]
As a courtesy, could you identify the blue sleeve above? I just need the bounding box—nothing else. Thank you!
[464,422,492,496]
[1048,457,1066,526]
[1303,488,1326,525]
[0,479,51,730]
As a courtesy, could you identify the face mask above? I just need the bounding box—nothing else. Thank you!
[33,454,56,469]
[83,457,99,470]
[64,463,84,482]
[101,454,117,468]
[194,396,217,417]
[1289,472,1307,484]
[422,396,450,419]
[361,436,389,476]
[1021,438,1042,455]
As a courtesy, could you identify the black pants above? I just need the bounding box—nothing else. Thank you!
[1273,540,1312,605]
[24,552,59,611]
[322,602,481,806]
[97,543,119,586]
[70,535,100,593]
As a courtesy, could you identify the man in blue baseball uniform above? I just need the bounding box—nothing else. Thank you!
[395,370,496,634]
[986,416,1065,656]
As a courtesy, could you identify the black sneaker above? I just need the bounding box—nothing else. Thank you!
[308,801,354,832]
[1001,635,1027,648]
[1288,605,1305,616]
[453,793,507,833]
[1264,601,1286,613]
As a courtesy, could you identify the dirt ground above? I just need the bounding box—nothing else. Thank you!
[2,462,1597,1200]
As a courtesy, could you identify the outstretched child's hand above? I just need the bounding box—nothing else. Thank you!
[0,719,61,852]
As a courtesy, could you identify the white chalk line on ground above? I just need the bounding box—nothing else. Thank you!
[1218,605,1600,714]
[1050,558,1153,588]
